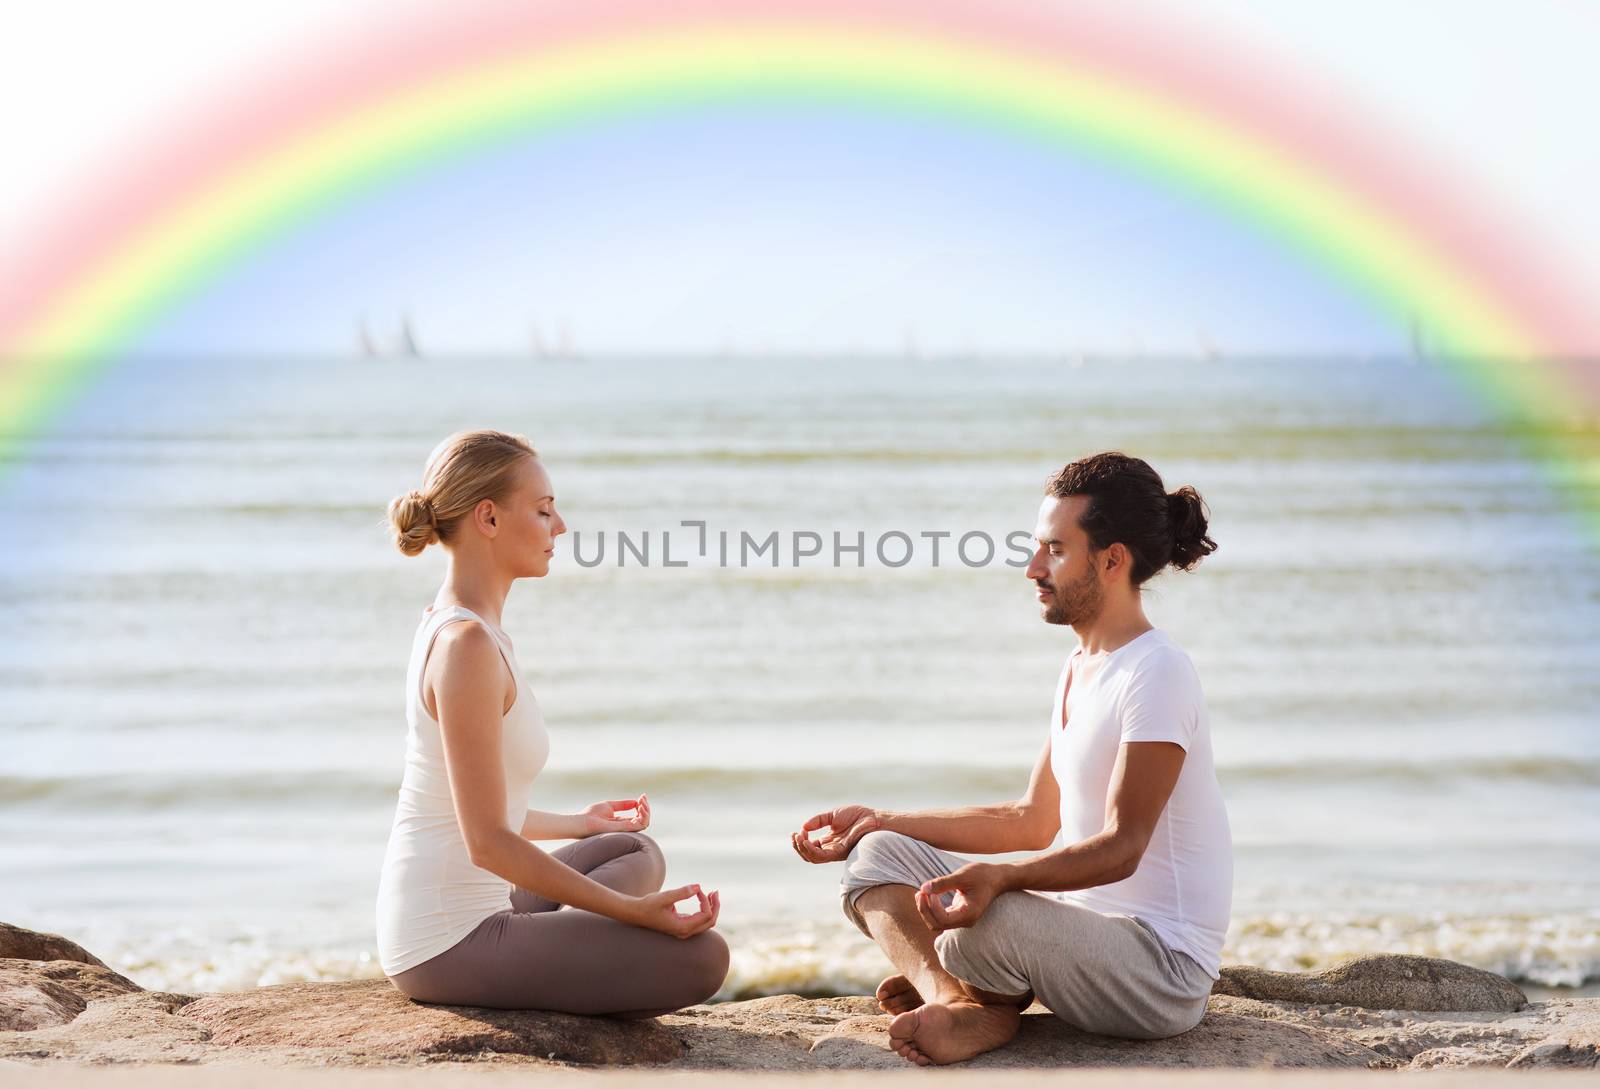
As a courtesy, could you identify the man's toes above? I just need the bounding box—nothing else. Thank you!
[887,1007,921,1046]
[876,974,923,1014]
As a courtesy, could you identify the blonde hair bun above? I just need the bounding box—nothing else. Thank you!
[387,430,537,556]
[387,489,438,557]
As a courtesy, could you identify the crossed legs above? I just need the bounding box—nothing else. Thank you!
[842,829,1215,1064]
[851,882,1029,1066]
[390,832,728,1017]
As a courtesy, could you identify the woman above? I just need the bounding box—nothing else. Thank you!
[375,429,728,1015]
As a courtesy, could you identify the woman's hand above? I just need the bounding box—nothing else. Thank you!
[580,793,650,836]
[791,804,879,863]
[914,863,1004,931]
[626,884,721,939]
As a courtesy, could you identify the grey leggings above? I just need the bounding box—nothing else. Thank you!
[388,832,729,1017]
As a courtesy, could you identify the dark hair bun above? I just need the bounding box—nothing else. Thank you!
[1167,486,1217,571]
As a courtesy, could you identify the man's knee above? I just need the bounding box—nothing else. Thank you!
[951,888,1034,943]
[839,830,929,932]
[840,829,929,902]
[932,893,1034,995]
[842,829,917,875]
[932,919,988,980]
[846,828,912,862]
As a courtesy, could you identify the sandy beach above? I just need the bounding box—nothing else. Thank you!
[4,923,1596,1078]
[4,1069,1599,1089]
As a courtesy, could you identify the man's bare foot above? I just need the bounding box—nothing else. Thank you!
[887,1000,1021,1066]
[875,974,924,1015]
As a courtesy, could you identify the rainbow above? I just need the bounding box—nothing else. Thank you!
[1,0,1596,501]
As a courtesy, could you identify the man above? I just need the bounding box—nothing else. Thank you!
[793,452,1232,1066]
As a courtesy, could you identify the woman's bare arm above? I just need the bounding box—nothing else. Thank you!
[427,623,714,936]
[519,794,651,840]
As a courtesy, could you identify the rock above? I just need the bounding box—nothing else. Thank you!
[1212,955,1526,1012]
[1346,1017,1530,1067]
[661,994,890,1069]
[1408,1046,1510,1069]
[0,923,114,969]
[0,960,144,1031]
[178,979,682,1065]
[0,923,1591,1071]
[1507,1032,1600,1069]
[657,993,1388,1070]
[1,991,210,1065]
[994,1008,1388,1069]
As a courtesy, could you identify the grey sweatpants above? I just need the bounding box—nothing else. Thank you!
[840,830,1214,1039]
[388,832,728,1017]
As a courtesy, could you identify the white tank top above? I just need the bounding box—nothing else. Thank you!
[375,604,549,976]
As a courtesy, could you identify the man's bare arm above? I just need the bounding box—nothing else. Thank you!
[793,740,1060,862]
[875,739,1060,853]
[913,741,1187,929]
[994,740,1184,891]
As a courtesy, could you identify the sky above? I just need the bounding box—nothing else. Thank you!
[2,0,1596,358]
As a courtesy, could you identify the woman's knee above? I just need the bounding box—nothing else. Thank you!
[590,830,666,891]
[626,830,666,878]
[680,928,730,1004]
[592,829,660,857]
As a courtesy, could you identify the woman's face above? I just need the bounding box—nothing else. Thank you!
[496,456,566,577]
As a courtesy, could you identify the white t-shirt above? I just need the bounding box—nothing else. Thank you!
[1048,628,1232,978]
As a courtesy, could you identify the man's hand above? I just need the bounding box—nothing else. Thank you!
[580,794,650,836]
[791,804,879,863]
[915,862,1005,931]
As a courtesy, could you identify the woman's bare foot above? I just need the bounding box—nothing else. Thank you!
[875,974,924,1015]
[887,1000,1021,1066]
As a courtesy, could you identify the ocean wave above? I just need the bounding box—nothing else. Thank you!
[6,756,1598,811]
[70,910,1600,998]
[718,911,1600,997]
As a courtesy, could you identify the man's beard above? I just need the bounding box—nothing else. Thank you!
[1039,566,1104,627]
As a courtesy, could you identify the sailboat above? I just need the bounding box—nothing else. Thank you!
[554,319,584,362]
[353,314,423,359]
[397,314,421,358]
[1409,313,1429,363]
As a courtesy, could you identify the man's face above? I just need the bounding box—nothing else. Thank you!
[1024,495,1105,627]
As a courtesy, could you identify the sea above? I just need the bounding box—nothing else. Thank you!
[3,354,1597,999]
